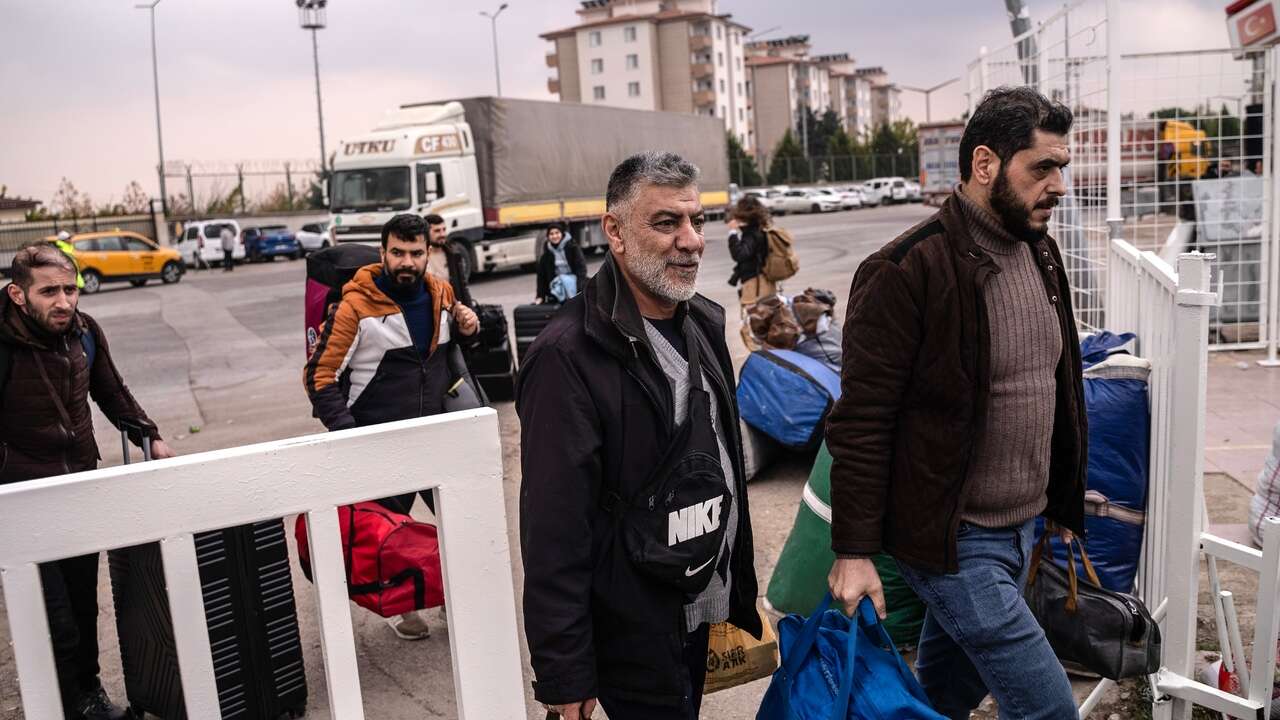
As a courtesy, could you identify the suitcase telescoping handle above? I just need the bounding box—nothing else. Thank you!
[119,420,152,465]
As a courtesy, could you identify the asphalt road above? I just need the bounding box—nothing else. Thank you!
[0,203,934,719]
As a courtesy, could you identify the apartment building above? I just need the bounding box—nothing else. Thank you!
[744,35,835,160]
[814,53,873,141]
[856,66,903,129]
[542,0,753,150]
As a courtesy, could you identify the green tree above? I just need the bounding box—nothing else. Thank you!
[767,129,809,185]
[726,132,762,187]
[827,126,858,182]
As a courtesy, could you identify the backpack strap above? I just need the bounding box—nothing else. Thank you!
[79,324,97,369]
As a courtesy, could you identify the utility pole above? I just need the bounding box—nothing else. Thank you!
[297,0,329,173]
[480,4,509,97]
[135,0,168,215]
[1004,0,1040,86]
[901,78,961,123]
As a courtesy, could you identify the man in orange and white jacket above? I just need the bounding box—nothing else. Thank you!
[303,213,478,639]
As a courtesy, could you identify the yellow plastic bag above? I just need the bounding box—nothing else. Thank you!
[704,608,779,694]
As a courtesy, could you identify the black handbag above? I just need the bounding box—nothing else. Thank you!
[1023,534,1161,680]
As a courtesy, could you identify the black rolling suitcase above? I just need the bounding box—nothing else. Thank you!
[514,303,560,369]
[109,427,308,719]
[462,303,516,400]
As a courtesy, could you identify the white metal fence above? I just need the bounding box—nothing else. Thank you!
[1092,241,1280,720]
[0,410,525,719]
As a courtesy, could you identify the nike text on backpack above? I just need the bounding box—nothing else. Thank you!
[761,227,800,283]
[294,502,445,618]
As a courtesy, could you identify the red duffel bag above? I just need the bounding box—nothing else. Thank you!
[295,502,445,618]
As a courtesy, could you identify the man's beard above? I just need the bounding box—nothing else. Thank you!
[383,261,424,287]
[622,243,701,304]
[20,296,74,335]
[990,168,1058,242]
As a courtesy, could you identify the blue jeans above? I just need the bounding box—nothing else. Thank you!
[897,520,1076,720]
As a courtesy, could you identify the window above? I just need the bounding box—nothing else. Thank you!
[331,167,411,213]
[593,85,606,101]
[416,163,444,204]
[624,25,637,42]
[96,236,125,252]
[734,31,740,45]
[124,236,152,252]
[74,239,97,252]
[184,227,199,241]
[626,53,638,70]
[588,31,602,47]
[719,105,725,118]
[591,58,604,74]
[717,52,723,67]
[737,57,742,70]
[719,79,725,92]
[738,108,744,121]
[715,24,722,39]
[628,81,641,97]
[737,81,743,95]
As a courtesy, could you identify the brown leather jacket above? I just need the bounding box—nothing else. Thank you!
[0,292,159,484]
[825,196,1087,574]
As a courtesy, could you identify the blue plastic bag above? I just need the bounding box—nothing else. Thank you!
[757,594,944,720]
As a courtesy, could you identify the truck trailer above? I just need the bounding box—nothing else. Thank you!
[327,96,730,279]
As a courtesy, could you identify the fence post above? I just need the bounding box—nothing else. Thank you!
[285,163,295,209]
[236,164,246,214]
[1161,253,1214,720]
[186,165,195,215]
[1263,45,1280,366]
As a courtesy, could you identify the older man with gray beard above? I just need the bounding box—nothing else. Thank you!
[517,152,760,720]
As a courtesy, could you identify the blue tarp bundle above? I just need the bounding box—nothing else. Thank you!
[737,349,842,452]
[1037,332,1151,592]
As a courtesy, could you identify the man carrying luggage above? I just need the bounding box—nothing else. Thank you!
[825,86,1087,719]
[518,152,760,720]
[304,213,478,640]
[1,242,175,719]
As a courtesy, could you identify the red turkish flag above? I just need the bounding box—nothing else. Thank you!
[1239,3,1277,45]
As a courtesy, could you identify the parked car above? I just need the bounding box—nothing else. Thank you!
[777,188,840,214]
[242,225,301,262]
[905,180,923,202]
[863,177,910,205]
[58,231,185,294]
[743,188,785,213]
[820,187,863,210]
[296,221,331,254]
[854,184,880,208]
[177,219,244,267]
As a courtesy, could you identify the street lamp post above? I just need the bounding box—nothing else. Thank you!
[297,1,329,173]
[901,77,961,124]
[135,0,168,216]
[479,4,509,97]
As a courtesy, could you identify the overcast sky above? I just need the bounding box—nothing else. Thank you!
[0,0,1237,206]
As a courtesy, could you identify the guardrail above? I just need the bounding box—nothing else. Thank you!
[1095,238,1280,720]
[0,409,525,719]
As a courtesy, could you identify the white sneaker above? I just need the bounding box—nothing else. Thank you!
[387,611,430,640]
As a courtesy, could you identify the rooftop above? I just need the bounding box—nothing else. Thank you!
[542,8,747,39]
[745,34,810,49]
[0,197,41,212]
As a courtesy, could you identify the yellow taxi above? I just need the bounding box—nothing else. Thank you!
[48,231,185,294]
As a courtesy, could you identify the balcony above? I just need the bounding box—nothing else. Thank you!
[693,89,716,107]
[691,62,715,79]
[548,77,560,94]
[689,34,713,51]
[546,52,558,68]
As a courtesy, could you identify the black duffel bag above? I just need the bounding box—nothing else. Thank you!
[1023,534,1161,680]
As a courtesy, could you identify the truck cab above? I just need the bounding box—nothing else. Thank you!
[329,103,495,278]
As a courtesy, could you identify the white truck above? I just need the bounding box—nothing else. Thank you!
[918,121,966,206]
[327,97,730,279]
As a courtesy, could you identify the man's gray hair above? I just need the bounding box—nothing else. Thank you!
[606,151,700,218]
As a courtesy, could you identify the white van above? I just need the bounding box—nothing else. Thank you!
[177,219,245,267]
[863,177,910,205]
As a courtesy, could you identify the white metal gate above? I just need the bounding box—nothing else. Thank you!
[0,410,525,720]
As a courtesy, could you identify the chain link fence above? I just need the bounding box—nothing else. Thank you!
[161,159,325,219]
[731,152,920,188]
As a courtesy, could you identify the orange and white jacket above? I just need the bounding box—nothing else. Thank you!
[304,263,457,430]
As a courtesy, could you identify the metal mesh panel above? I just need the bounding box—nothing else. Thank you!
[1114,49,1270,349]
